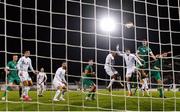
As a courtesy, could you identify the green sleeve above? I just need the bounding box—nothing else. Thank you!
[6,61,11,68]
[154,59,160,68]
[137,46,141,52]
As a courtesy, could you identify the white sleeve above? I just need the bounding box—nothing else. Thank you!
[37,74,40,82]
[116,44,125,57]
[117,51,125,57]
[55,69,60,77]
[111,54,114,60]
[55,69,62,81]
[17,58,22,70]
[60,70,66,83]
[133,55,142,66]
[29,59,34,72]
[62,75,66,83]
[44,73,47,82]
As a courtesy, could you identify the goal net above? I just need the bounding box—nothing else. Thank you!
[0,0,180,111]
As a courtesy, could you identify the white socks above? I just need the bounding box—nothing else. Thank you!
[127,82,131,93]
[54,90,60,100]
[25,86,30,96]
[22,86,30,96]
[107,78,115,88]
[38,87,45,95]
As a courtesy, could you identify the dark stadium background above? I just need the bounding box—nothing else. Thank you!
[0,0,180,86]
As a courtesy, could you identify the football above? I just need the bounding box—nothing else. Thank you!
[125,22,134,28]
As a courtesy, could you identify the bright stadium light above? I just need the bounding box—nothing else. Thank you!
[100,17,116,32]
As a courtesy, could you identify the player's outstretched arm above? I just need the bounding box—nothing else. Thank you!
[29,59,34,71]
[154,66,160,70]
[134,55,143,67]
[150,52,156,60]
[116,44,124,56]
[44,73,47,82]
[136,50,144,62]
[29,59,38,74]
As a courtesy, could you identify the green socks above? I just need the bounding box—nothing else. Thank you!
[158,87,163,97]
[91,93,95,99]
[86,92,95,100]
[2,86,11,97]
[87,93,91,97]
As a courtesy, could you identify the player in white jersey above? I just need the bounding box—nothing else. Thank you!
[53,62,67,101]
[104,51,123,91]
[16,50,36,101]
[116,45,143,96]
[37,67,47,97]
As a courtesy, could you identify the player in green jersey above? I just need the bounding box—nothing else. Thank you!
[82,59,96,100]
[150,51,171,98]
[134,40,156,95]
[2,54,22,100]
[136,40,156,71]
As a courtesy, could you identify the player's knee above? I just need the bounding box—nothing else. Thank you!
[112,75,117,80]
[93,85,96,92]
[62,86,67,91]
[28,81,33,86]
[126,77,130,81]
[157,80,162,84]
[9,82,13,86]
[59,86,67,91]
[23,81,28,86]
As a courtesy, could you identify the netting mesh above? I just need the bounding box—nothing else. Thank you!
[0,0,180,111]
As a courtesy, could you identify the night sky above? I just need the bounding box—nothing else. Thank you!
[0,0,180,84]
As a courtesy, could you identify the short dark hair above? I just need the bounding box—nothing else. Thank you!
[125,48,130,51]
[24,50,30,54]
[12,54,18,57]
[88,59,93,61]
[143,39,147,41]
[62,61,67,64]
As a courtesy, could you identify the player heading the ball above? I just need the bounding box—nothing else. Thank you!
[116,45,143,96]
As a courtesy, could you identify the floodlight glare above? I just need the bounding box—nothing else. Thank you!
[100,17,116,32]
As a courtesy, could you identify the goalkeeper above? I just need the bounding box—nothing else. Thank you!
[82,59,96,100]
[2,54,22,101]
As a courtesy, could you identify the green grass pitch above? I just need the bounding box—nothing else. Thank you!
[0,90,180,111]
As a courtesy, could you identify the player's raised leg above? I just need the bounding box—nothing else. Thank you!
[104,52,121,91]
